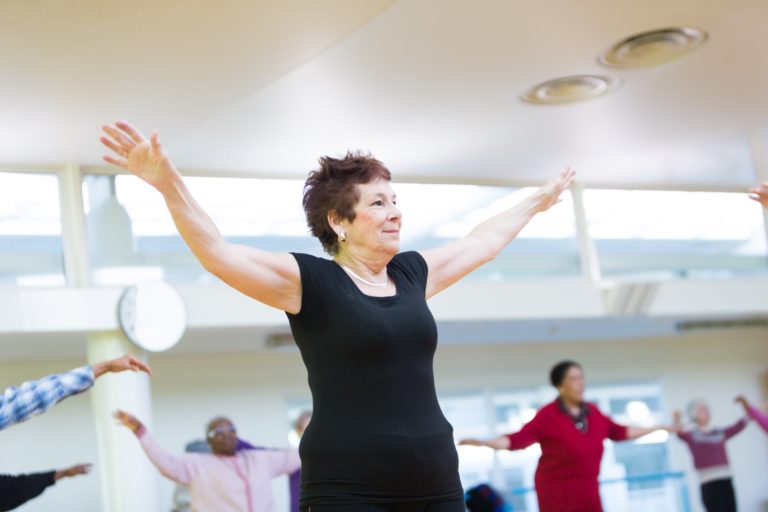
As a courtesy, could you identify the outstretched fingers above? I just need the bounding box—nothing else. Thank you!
[128,355,153,375]
[102,124,135,149]
[115,120,147,145]
[102,154,129,170]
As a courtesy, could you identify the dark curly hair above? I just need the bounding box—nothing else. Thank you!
[550,360,581,388]
[302,151,391,255]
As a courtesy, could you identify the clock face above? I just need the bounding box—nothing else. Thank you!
[117,282,186,352]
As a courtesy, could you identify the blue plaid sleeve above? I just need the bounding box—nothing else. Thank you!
[0,365,95,430]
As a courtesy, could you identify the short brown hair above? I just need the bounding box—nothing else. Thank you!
[303,151,391,255]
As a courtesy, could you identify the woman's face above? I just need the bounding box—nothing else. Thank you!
[695,403,711,426]
[338,179,401,256]
[559,365,586,403]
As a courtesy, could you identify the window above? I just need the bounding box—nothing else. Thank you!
[0,172,65,286]
[584,189,768,279]
[83,175,581,284]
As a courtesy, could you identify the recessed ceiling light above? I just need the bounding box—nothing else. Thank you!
[599,27,708,67]
[521,75,620,104]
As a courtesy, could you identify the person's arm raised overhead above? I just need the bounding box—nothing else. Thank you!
[113,409,195,486]
[0,354,150,430]
[100,121,302,313]
[419,167,575,299]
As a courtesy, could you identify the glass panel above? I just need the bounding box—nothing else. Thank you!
[438,393,495,493]
[84,175,581,284]
[0,172,65,286]
[410,186,581,279]
[584,189,768,279]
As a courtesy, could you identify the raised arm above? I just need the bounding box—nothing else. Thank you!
[0,472,57,510]
[100,121,302,313]
[0,355,150,431]
[723,416,749,439]
[458,435,512,450]
[114,410,195,485]
[258,449,302,477]
[737,395,768,433]
[460,414,543,451]
[419,167,575,299]
[626,426,675,440]
[0,366,93,430]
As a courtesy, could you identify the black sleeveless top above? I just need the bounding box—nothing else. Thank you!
[287,251,463,506]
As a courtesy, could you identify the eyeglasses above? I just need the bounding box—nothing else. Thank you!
[207,425,237,438]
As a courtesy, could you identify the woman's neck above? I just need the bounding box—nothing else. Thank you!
[334,249,390,278]
[560,396,582,411]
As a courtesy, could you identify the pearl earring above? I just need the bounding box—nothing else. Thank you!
[338,232,346,242]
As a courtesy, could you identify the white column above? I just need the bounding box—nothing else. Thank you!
[58,164,91,288]
[87,331,159,512]
[570,182,602,283]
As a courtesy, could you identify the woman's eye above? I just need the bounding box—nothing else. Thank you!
[372,200,384,206]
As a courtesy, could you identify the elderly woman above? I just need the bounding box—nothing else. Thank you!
[459,361,674,512]
[100,121,574,512]
[673,399,749,512]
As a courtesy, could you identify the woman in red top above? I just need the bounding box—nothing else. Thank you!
[460,361,674,512]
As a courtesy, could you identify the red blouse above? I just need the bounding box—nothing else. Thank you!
[505,400,628,512]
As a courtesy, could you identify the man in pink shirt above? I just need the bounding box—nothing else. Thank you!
[115,410,300,512]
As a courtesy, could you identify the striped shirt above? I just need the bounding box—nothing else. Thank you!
[0,366,94,430]
[677,418,748,484]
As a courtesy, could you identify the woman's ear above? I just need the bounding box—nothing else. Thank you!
[327,210,343,234]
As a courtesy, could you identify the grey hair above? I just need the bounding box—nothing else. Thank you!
[686,399,707,422]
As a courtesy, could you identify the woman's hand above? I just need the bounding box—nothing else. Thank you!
[458,438,487,447]
[532,166,577,213]
[113,409,143,433]
[100,121,181,193]
[458,436,510,450]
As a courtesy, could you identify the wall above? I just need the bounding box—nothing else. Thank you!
[1,327,766,511]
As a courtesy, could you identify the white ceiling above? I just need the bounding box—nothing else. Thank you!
[1,0,767,188]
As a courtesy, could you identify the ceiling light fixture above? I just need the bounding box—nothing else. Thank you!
[599,27,708,68]
[521,75,620,105]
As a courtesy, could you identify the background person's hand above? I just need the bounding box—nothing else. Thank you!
[54,463,92,481]
[458,438,486,447]
[113,409,143,433]
[100,121,181,193]
[92,354,152,378]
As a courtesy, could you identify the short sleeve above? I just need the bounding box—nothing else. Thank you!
[288,252,330,318]
[393,251,429,291]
